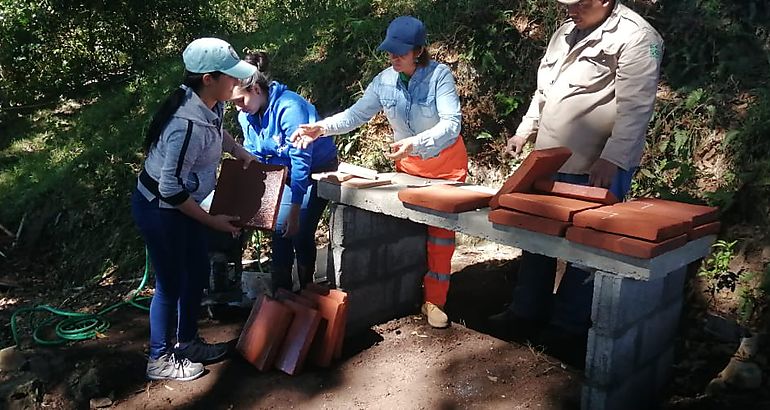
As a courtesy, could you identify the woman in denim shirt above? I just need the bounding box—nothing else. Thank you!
[230,52,338,291]
[291,16,468,328]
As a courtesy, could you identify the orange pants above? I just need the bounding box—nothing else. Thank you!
[397,137,468,307]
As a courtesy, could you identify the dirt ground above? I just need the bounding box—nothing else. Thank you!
[1,243,768,409]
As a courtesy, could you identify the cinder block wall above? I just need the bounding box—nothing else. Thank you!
[583,267,687,410]
[326,204,428,335]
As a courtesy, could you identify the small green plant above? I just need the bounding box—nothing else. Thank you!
[736,266,770,328]
[698,239,739,297]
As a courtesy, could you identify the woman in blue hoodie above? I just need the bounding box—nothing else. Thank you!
[230,52,338,291]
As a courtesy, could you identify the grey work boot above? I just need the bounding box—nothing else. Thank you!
[146,353,204,381]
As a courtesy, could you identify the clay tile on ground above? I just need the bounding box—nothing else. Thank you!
[488,208,571,236]
[300,289,345,367]
[533,180,619,205]
[304,284,349,359]
[398,185,493,213]
[275,299,322,376]
[489,147,572,209]
[616,198,719,226]
[236,296,295,371]
[566,226,688,259]
[210,159,287,231]
[497,192,602,222]
[572,206,691,242]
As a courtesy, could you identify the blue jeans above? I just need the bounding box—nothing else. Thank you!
[270,180,328,290]
[509,169,636,334]
[131,190,208,359]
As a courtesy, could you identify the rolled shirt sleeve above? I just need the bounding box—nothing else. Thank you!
[316,80,383,136]
[601,29,664,170]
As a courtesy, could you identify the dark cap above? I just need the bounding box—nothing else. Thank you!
[377,16,426,56]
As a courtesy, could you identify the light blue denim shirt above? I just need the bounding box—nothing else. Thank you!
[317,60,461,159]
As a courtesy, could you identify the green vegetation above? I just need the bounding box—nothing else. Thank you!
[1,0,769,327]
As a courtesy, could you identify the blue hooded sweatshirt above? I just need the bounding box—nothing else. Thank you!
[238,81,337,204]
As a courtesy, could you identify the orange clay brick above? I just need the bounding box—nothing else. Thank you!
[497,192,602,222]
[573,206,691,242]
[489,147,572,209]
[488,208,571,236]
[398,184,492,213]
[533,179,619,205]
[566,226,688,259]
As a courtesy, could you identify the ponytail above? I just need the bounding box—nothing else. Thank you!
[240,51,272,93]
[143,70,221,153]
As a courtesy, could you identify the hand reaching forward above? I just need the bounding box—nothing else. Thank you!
[289,124,325,149]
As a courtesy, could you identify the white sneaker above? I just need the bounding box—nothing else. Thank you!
[146,353,204,381]
[421,302,449,328]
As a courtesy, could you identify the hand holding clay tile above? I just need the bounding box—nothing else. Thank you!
[210,159,287,231]
[489,147,572,209]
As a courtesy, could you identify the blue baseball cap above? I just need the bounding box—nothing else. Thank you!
[377,16,426,56]
[182,38,257,79]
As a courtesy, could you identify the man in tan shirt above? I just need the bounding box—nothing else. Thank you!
[490,0,664,359]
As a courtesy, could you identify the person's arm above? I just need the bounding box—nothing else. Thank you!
[600,29,664,171]
[158,122,240,233]
[315,78,384,136]
[222,128,256,168]
[280,99,317,237]
[406,65,462,159]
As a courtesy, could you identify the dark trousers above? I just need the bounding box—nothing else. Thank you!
[509,169,636,334]
[270,180,328,291]
[131,190,208,359]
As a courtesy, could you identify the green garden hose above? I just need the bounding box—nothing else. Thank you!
[10,249,152,347]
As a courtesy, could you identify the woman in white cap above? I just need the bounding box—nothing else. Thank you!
[132,37,256,381]
[291,16,468,329]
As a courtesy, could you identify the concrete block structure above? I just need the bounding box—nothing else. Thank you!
[317,181,714,410]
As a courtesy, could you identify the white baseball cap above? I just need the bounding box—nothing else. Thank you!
[182,38,256,79]
[557,0,582,4]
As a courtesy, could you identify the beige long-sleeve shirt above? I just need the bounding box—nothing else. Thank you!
[516,2,664,174]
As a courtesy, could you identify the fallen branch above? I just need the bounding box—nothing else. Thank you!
[12,213,25,249]
[0,223,14,238]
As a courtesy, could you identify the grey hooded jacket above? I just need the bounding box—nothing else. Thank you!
[137,85,224,208]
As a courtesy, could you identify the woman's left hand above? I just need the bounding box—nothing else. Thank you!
[385,137,418,161]
[282,204,301,238]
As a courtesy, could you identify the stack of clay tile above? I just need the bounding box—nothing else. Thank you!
[236,284,348,375]
[397,184,494,213]
[567,198,720,259]
[488,147,610,236]
[209,158,287,230]
[487,147,720,258]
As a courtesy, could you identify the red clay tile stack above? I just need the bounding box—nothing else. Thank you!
[565,198,720,258]
[397,184,493,213]
[484,148,720,257]
[237,285,349,374]
[236,296,294,371]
